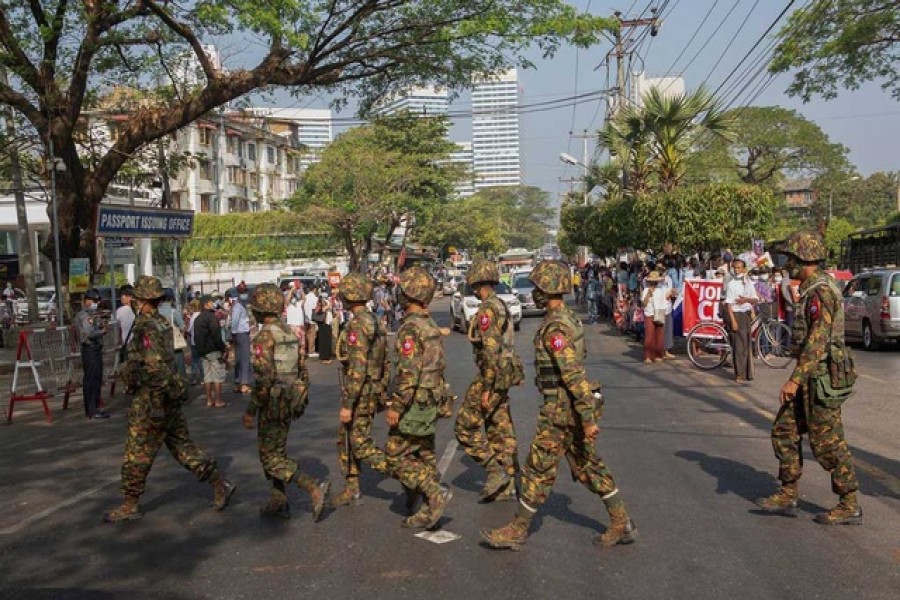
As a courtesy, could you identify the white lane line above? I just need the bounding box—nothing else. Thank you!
[0,477,118,536]
[437,439,458,482]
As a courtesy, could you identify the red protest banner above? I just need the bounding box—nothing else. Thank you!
[682,279,724,334]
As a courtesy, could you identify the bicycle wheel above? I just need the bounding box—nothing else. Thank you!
[757,320,794,368]
[686,322,730,370]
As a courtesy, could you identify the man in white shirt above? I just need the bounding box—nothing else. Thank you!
[116,284,135,355]
[303,287,320,357]
[229,291,253,393]
[723,258,759,383]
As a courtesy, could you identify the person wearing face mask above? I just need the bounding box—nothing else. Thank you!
[76,289,110,419]
[723,258,759,383]
[641,271,668,363]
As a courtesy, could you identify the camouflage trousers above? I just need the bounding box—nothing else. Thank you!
[385,431,441,497]
[121,394,217,498]
[337,411,390,478]
[257,414,300,483]
[520,410,617,508]
[771,385,858,495]
[454,380,517,475]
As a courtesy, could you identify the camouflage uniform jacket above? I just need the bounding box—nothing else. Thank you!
[121,310,181,398]
[470,292,511,391]
[789,271,843,386]
[534,304,596,427]
[392,311,445,412]
[247,317,309,419]
[339,308,387,413]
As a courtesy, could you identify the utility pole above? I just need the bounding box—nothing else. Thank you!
[1,67,39,323]
[608,8,662,115]
[569,130,592,205]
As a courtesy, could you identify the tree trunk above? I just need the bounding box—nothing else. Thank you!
[343,229,359,272]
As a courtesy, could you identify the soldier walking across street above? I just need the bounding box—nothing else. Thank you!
[454,258,524,502]
[330,273,392,508]
[242,284,330,520]
[76,289,110,419]
[481,260,637,551]
[384,266,452,529]
[103,276,236,523]
[755,231,862,524]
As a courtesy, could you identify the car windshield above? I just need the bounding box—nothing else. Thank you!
[36,291,55,302]
[512,277,534,291]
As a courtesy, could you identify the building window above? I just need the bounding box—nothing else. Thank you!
[198,128,213,146]
[267,146,275,164]
[247,143,256,161]
[249,173,259,189]
[227,166,245,185]
[200,193,215,213]
[226,136,237,155]
[198,159,212,181]
[230,197,249,213]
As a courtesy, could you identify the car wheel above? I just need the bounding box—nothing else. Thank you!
[862,320,880,351]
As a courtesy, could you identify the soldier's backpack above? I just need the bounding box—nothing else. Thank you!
[800,278,857,407]
[265,323,308,419]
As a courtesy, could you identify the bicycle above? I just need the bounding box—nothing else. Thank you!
[685,315,793,370]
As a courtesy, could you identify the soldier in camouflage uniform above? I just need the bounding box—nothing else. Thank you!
[455,258,522,502]
[756,231,861,524]
[104,276,236,523]
[242,284,330,521]
[330,273,392,508]
[481,260,637,551]
[384,266,452,528]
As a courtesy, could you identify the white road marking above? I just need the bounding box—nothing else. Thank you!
[437,439,458,482]
[0,477,118,535]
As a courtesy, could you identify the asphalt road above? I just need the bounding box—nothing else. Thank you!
[1,297,898,600]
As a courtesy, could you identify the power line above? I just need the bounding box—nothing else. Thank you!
[697,0,760,90]
[666,0,742,90]
[657,0,721,83]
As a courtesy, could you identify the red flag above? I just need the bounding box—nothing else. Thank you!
[397,246,408,269]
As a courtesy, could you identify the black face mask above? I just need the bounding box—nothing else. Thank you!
[533,288,549,309]
[785,257,801,279]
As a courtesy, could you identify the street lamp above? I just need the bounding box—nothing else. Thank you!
[559,153,589,205]
[828,175,860,224]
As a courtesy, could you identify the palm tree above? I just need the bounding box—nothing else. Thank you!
[598,86,734,195]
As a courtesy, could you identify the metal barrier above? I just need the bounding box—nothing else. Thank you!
[7,321,122,423]
[7,327,72,423]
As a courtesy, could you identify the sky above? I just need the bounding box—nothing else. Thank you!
[239,1,899,204]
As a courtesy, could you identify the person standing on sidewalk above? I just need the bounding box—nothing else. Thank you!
[755,231,861,525]
[104,276,235,522]
[195,295,227,408]
[115,285,135,360]
[228,291,253,394]
[723,258,758,383]
[481,260,637,551]
[76,289,109,419]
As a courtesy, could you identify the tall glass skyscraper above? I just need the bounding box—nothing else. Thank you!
[472,69,521,190]
[375,85,450,117]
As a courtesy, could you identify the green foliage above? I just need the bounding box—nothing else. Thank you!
[770,0,900,101]
[288,115,464,269]
[824,217,858,265]
[599,87,734,195]
[689,106,850,187]
[417,185,554,254]
[0,0,617,266]
[177,212,336,265]
[823,171,900,229]
[632,184,779,252]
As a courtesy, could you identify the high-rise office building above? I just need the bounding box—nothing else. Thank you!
[629,73,686,108]
[471,69,521,190]
[375,85,450,117]
[450,142,475,197]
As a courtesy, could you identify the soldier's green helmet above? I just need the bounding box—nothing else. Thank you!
[529,260,572,295]
[398,266,436,305]
[250,283,284,314]
[133,275,165,300]
[783,230,827,262]
[340,273,373,303]
[466,258,500,286]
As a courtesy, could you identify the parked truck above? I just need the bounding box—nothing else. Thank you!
[839,223,900,273]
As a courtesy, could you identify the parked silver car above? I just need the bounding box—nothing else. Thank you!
[15,286,57,323]
[842,269,900,350]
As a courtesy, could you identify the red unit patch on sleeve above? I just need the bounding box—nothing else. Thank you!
[807,297,821,321]
[254,344,263,357]
[142,335,151,349]
[479,312,491,331]
[549,333,567,352]
[401,336,415,356]
[348,331,359,346]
